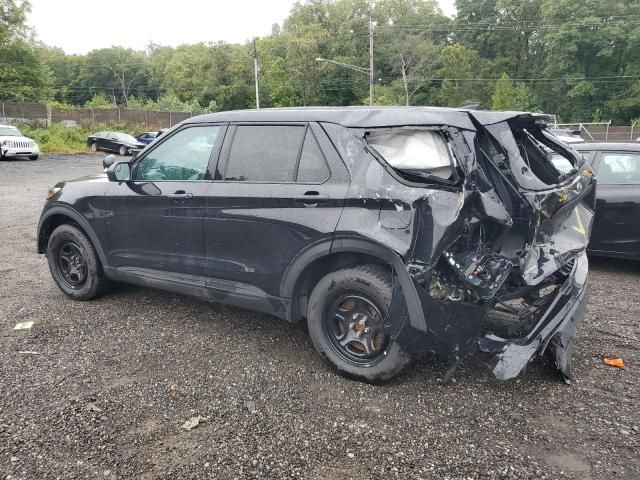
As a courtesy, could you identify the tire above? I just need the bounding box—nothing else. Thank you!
[119,145,128,156]
[29,155,38,161]
[307,264,412,383]
[46,224,109,301]
[90,142,98,153]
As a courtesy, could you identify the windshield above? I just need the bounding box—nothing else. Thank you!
[115,133,137,143]
[0,126,22,136]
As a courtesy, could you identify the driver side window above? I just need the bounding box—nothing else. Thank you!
[134,125,220,181]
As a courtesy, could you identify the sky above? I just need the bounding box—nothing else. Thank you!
[27,0,457,55]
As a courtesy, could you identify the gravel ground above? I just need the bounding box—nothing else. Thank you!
[1,153,638,480]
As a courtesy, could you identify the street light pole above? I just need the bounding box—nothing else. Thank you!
[369,11,374,106]
[253,38,260,109]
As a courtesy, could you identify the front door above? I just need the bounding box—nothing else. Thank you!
[591,150,640,256]
[203,122,350,297]
[104,124,225,278]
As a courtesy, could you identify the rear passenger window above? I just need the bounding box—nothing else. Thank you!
[598,152,640,184]
[296,130,329,183]
[225,126,305,182]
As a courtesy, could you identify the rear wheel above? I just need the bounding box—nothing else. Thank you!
[307,265,412,382]
[119,145,128,156]
[46,224,109,300]
[90,142,98,153]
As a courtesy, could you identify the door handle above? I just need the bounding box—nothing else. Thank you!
[293,192,330,201]
[168,190,193,198]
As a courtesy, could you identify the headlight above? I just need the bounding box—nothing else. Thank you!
[46,187,61,200]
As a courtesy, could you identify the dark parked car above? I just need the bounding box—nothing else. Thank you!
[87,131,145,156]
[38,107,595,383]
[553,143,639,259]
[135,131,158,145]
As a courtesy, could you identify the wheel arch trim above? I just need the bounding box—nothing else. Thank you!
[280,236,427,331]
[37,205,109,268]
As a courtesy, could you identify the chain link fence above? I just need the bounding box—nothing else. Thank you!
[1,101,194,130]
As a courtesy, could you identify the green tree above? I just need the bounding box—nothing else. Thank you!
[437,44,481,107]
[0,0,53,101]
[81,48,150,107]
[538,0,640,122]
[84,92,113,109]
[491,73,538,111]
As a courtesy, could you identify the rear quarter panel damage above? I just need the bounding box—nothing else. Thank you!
[322,118,595,381]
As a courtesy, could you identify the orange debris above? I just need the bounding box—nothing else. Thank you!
[603,358,625,369]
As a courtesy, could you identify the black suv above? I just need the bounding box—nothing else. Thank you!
[38,107,595,383]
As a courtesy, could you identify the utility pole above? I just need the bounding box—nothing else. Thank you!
[369,3,374,106]
[253,39,260,109]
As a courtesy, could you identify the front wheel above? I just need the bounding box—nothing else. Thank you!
[29,155,38,161]
[46,224,109,300]
[90,142,98,153]
[307,265,412,383]
[119,145,128,156]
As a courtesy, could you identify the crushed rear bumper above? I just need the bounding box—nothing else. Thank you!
[478,251,589,380]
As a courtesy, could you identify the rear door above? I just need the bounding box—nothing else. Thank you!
[203,122,350,297]
[96,132,110,151]
[104,132,120,152]
[591,150,640,256]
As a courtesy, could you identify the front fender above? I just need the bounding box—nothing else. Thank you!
[37,204,109,268]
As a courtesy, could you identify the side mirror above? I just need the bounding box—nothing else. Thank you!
[106,161,131,182]
[103,154,116,170]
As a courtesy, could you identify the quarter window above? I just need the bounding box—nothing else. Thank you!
[225,125,306,182]
[296,129,330,183]
[598,152,640,184]
[365,129,455,180]
[134,125,220,181]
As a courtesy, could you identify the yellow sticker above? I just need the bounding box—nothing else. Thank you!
[572,207,586,238]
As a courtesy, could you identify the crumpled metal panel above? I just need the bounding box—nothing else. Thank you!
[322,115,595,381]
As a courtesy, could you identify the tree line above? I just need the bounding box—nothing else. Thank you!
[2,0,640,123]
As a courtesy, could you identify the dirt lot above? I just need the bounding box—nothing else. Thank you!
[0,153,639,479]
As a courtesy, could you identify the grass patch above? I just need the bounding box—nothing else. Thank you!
[18,122,145,154]
[20,123,88,154]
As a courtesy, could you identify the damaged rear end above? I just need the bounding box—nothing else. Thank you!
[356,111,596,381]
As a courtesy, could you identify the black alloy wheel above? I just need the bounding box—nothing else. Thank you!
[55,241,87,289]
[46,224,110,300]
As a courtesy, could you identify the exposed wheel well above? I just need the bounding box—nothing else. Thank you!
[290,252,393,323]
[37,214,81,253]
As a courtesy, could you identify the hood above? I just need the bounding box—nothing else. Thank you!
[54,173,108,189]
[0,135,35,143]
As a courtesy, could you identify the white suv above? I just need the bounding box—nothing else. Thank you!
[0,124,40,160]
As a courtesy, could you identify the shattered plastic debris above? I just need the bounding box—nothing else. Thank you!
[603,357,625,369]
[13,321,34,330]
[181,415,207,431]
[87,402,103,413]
